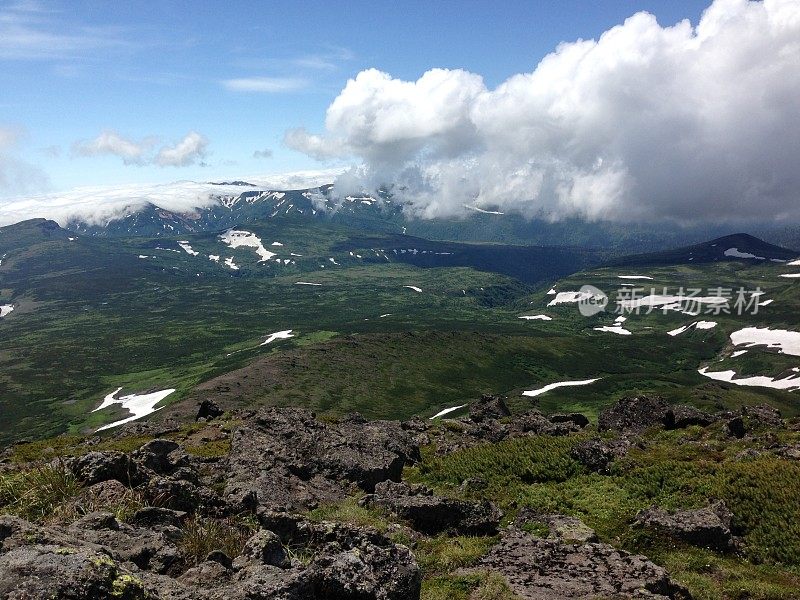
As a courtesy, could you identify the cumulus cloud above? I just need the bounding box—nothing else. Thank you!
[0,168,345,227]
[72,130,209,167]
[72,130,153,165]
[286,0,800,223]
[154,131,208,167]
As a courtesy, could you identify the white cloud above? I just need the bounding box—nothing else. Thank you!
[72,130,208,167]
[0,125,48,196]
[72,130,153,165]
[252,148,273,159]
[0,1,127,61]
[286,0,800,223]
[0,168,344,226]
[222,77,308,93]
[155,131,208,167]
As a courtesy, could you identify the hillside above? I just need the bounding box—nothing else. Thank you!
[608,233,798,267]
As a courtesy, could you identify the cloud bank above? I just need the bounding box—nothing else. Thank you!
[285,0,800,223]
[0,168,344,227]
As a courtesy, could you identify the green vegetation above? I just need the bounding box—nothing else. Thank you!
[0,462,81,522]
[177,516,256,566]
[408,422,800,599]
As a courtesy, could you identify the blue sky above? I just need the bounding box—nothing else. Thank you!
[0,0,712,196]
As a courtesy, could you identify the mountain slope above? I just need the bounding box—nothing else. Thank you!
[608,233,798,267]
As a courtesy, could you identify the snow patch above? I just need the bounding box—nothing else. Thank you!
[404,285,422,293]
[594,325,632,335]
[724,247,765,260]
[519,314,552,321]
[617,275,653,280]
[0,304,14,318]
[208,254,220,262]
[463,205,504,215]
[779,273,800,278]
[177,241,199,256]
[730,327,800,356]
[261,330,295,345]
[295,281,321,286]
[219,229,276,262]
[698,367,800,392]
[668,321,718,336]
[523,378,601,397]
[224,257,239,270]
[429,404,468,419]
[94,387,175,432]
[548,291,604,306]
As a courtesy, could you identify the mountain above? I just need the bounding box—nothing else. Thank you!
[608,233,798,267]
[59,182,760,256]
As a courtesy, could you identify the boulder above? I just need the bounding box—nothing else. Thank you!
[370,481,502,536]
[469,394,511,422]
[477,527,690,599]
[634,501,736,552]
[132,439,188,475]
[598,395,671,432]
[666,405,715,429]
[549,413,590,429]
[224,408,419,512]
[571,438,630,473]
[233,529,289,570]
[196,399,224,422]
[67,451,138,486]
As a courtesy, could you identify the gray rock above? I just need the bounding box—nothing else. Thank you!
[196,399,224,422]
[67,451,138,486]
[666,405,715,429]
[371,480,502,536]
[224,408,418,512]
[233,529,289,569]
[635,501,736,552]
[549,413,590,429]
[571,438,631,473]
[598,395,672,432]
[469,394,511,422]
[477,527,690,599]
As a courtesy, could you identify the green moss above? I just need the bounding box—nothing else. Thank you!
[415,535,498,576]
[111,573,147,599]
[307,497,393,533]
[185,439,231,459]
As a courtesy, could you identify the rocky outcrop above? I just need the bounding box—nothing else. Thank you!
[224,408,419,512]
[634,501,736,552]
[571,438,632,473]
[0,511,421,600]
[367,480,502,536]
[727,404,785,438]
[477,525,691,599]
[66,451,140,486]
[598,395,672,432]
[469,394,511,422]
[196,399,224,422]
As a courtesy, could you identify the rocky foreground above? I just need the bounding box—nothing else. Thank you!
[1,395,799,599]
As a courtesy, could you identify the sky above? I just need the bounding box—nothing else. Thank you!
[1,0,798,225]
